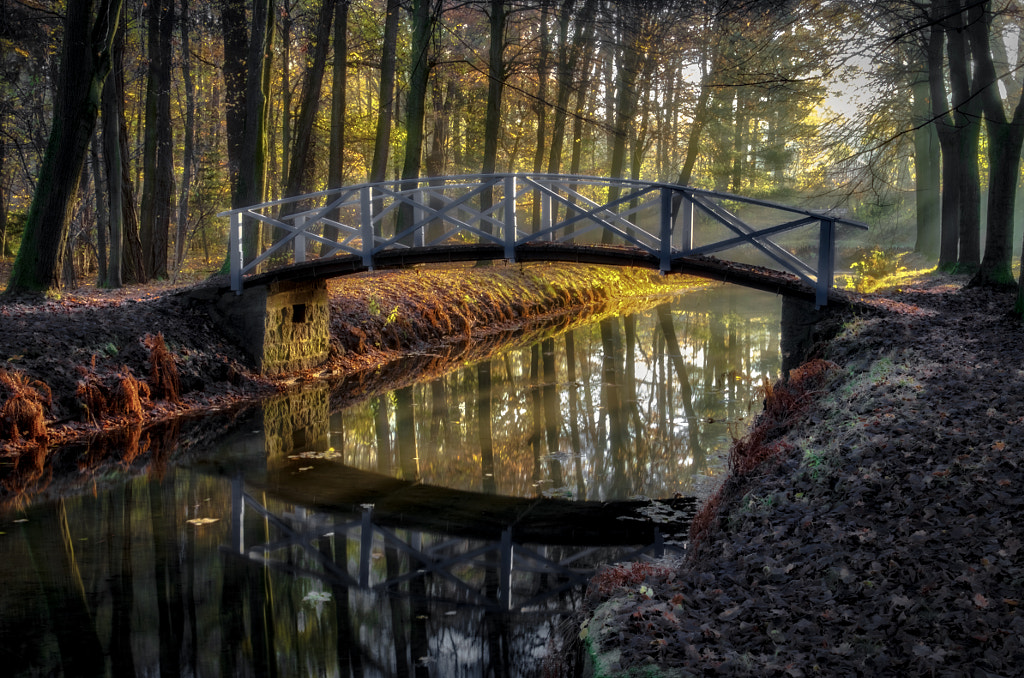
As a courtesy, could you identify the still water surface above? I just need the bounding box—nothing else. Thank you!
[0,284,782,677]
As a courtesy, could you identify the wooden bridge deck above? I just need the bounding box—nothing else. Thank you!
[243,242,836,306]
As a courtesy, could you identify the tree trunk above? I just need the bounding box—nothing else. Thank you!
[139,0,175,281]
[91,134,108,284]
[4,0,123,297]
[966,0,1023,288]
[911,73,940,260]
[281,0,337,206]
[396,0,436,243]
[238,0,275,264]
[479,0,507,237]
[322,0,350,252]
[944,0,981,272]
[370,0,401,185]
[927,9,960,269]
[101,55,123,288]
[175,0,196,276]
[0,138,8,258]
[531,0,551,231]
[604,7,643,244]
[221,0,247,205]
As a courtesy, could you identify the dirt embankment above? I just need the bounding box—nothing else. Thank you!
[577,276,1024,677]
[0,263,698,459]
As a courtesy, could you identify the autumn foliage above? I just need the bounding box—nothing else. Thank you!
[144,332,181,403]
[0,368,51,443]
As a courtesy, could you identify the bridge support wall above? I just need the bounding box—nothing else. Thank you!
[209,280,330,375]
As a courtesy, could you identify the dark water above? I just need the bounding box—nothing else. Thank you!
[0,285,783,677]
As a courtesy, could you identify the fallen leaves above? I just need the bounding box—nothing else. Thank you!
[582,282,1024,676]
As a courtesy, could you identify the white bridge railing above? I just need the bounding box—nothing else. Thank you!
[218,174,867,306]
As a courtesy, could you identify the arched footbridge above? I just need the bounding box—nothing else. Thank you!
[213,174,866,373]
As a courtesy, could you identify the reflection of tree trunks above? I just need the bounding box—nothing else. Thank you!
[410,556,429,678]
[23,500,106,676]
[530,344,543,484]
[109,483,136,678]
[373,395,392,474]
[600,319,628,496]
[623,314,646,472]
[430,378,447,442]
[655,329,667,433]
[186,478,200,676]
[565,331,586,500]
[395,386,418,481]
[478,361,496,494]
[219,552,246,675]
[657,303,704,468]
[149,477,184,678]
[247,562,278,678]
[385,546,410,676]
[541,338,563,488]
[319,535,361,677]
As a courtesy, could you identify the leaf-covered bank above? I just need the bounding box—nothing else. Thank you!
[577,276,1024,677]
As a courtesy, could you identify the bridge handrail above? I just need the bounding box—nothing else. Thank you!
[218,173,867,306]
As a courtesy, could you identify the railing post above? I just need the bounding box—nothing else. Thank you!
[817,217,836,307]
[542,183,553,241]
[412,188,425,248]
[660,188,673,272]
[230,211,243,293]
[294,214,306,264]
[679,194,693,254]
[504,175,517,261]
[360,186,374,268]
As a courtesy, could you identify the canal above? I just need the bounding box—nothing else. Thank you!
[0,283,784,677]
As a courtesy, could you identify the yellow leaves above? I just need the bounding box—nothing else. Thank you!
[186,517,219,526]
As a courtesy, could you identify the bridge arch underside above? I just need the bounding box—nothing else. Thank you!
[242,242,829,306]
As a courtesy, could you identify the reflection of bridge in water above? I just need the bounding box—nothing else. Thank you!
[226,462,695,614]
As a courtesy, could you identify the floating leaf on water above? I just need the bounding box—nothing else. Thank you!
[298,466,313,472]
[303,591,331,605]
[186,517,220,526]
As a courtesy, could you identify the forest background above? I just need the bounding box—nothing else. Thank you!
[1,0,1023,310]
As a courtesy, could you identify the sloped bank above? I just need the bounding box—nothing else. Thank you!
[577,278,1024,677]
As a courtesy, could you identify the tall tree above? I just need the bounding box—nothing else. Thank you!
[966,0,1024,288]
[138,0,175,280]
[4,0,123,297]
[397,0,439,240]
[479,0,507,237]
[944,0,982,273]
[281,0,338,204]
[175,0,197,274]
[370,0,401,185]
[222,0,275,265]
[322,0,351,252]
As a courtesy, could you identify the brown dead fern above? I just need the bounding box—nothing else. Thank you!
[0,369,51,443]
[144,333,182,403]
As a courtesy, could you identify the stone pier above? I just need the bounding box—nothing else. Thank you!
[206,279,330,375]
